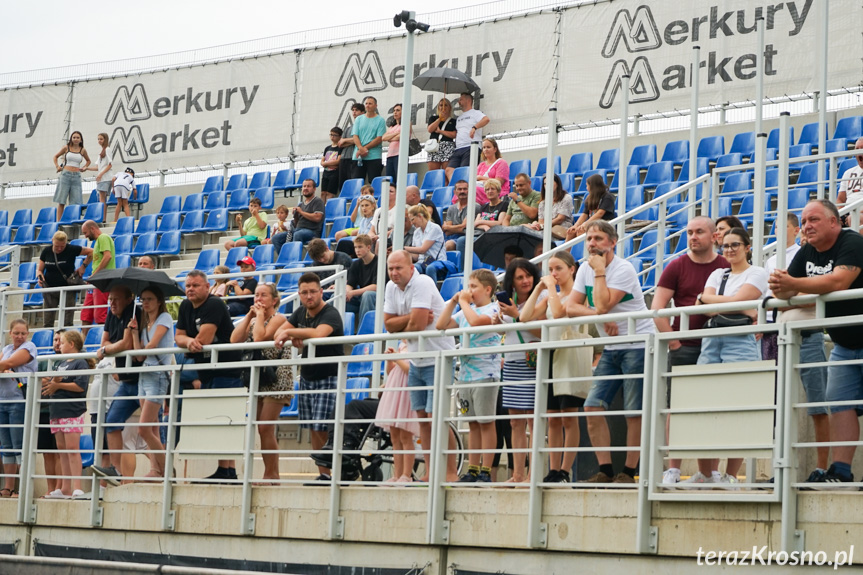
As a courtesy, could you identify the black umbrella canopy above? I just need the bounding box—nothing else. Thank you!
[472,226,544,270]
[412,67,480,94]
[87,267,185,298]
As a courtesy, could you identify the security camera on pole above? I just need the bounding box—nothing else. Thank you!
[391,10,430,252]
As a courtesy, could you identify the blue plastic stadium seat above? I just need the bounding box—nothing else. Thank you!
[18,262,38,287]
[0,211,7,228]
[826,138,848,155]
[798,122,828,149]
[151,231,181,256]
[535,156,561,177]
[204,191,226,212]
[642,162,675,190]
[609,165,640,191]
[736,195,757,226]
[697,136,725,163]
[564,153,592,177]
[156,212,180,235]
[666,202,689,228]
[676,158,710,182]
[324,198,347,222]
[347,342,374,378]
[431,187,454,207]
[130,183,149,205]
[191,249,220,274]
[722,173,753,200]
[11,225,35,245]
[87,190,100,204]
[224,246,249,272]
[577,169,609,194]
[114,254,131,269]
[27,223,58,245]
[200,209,229,233]
[596,149,620,173]
[272,169,296,191]
[339,179,364,200]
[421,169,445,191]
[0,227,10,262]
[628,145,657,170]
[277,272,300,294]
[660,140,689,167]
[767,126,794,151]
[832,116,863,143]
[202,175,224,195]
[158,195,181,218]
[625,186,645,212]
[325,217,352,241]
[179,210,204,234]
[133,214,158,237]
[180,193,204,214]
[227,188,251,212]
[285,166,319,191]
[253,187,275,210]
[131,233,157,257]
[36,206,57,226]
[343,312,355,336]
[509,159,532,179]
[225,174,248,192]
[56,205,81,226]
[570,241,584,261]
[249,171,271,190]
[560,173,576,194]
[113,235,132,256]
[346,377,370,402]
[80,434,95,469]
[729,132,756,160]
[788,143,813,172]
[31,330,54,354]
[11,209,33,229]
[449,166,471,187]
[371,176,389,198]
[251,244,274,268]
[80,202,104,224]
[356,311,381,338]
[439,277,462,302]
[84,325,104,352]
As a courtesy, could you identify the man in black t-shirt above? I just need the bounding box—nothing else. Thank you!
[37,231,93,328]
[175,269,243,481]
[91,286,143,484]
[770,199,863,488]
[345,234,385,321]
[307,239,353,281]
[274,272,345,481]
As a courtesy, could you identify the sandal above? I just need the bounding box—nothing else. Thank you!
[0,488,11,498]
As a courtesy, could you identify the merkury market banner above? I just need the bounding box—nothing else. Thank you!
[293,12,557,154]
[0,85,68,183]
[71,54,294,172]
[558,0,863,123]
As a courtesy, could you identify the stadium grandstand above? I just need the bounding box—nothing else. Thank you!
[1,1,863,573]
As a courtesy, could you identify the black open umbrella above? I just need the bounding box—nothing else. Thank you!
[412,67,480,94]
[472,227,544,270]
[87,267,185,297]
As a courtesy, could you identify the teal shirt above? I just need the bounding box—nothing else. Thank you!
[352,114,387,161]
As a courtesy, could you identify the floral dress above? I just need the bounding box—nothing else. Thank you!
[247,316,293,402]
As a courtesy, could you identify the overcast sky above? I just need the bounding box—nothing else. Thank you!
[0,0,494,73]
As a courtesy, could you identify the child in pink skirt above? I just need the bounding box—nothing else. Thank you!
[375,342,420,483]
[41,331,93,499]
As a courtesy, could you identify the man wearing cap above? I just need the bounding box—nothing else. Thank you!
[226,256,258,316]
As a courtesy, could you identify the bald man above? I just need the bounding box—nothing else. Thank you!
[80,220,116,327]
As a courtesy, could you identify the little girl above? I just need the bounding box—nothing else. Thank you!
[42,331,93,499]
[210,265,231,296]
[374,341,419,483]
[262,205,290,245]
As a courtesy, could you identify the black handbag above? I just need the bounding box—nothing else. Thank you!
[241,348,277,388]
[704,269,753,329]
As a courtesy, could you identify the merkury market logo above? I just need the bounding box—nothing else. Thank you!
[105,83,259,163]
[333,49,514,130]
[599,1,813,109]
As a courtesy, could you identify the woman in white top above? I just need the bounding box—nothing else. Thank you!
[694,226,768,484]
[52,130,91,221]
[529,173,575,240]
[520,251,582,484]
[87,132,112,221]
[129,287,174,478]
[405,204,446,274]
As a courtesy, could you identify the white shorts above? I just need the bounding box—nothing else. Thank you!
[122,412,148,451]
[114,185,132,200]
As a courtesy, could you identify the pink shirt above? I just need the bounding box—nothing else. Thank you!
[386,124,401,158]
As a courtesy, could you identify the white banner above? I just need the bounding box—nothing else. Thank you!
[294,12,556,154]
[558,0,863,124]
[0,85,68,182]
[71,54,295,171]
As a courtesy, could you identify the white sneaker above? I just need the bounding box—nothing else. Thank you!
[662,469,681,485]
[71,489,89,500]
[44,489,69,499]
[715,473,739,490]
[677,471,714,488]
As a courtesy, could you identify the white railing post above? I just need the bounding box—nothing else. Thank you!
[17,373,38,524]
[526,325,550,549]
[636,334,657,554]
[752,132,769,265]
[688,46,701,222]
[779,322,804,553]
[776,113,791,270]
[240,364,259,535]
[463,142,479,281]
[617,75,629,258]
[327,361,347,540]
[161,368,181,531]
[428,353,451,545]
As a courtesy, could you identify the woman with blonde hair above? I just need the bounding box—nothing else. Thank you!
[427,98,457,172]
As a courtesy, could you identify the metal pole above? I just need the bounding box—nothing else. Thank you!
[817,1,829,198]
[635,335,657,554]
[752,133,768,265]
[776,113,791,271]
[161,369,181,531]
[526,326,550,548]
[327,361,346,540]
[463,141,480,283]
[542,109,558,258]
[239,366,259,535]
[688,47,700,221]
[755,19,765,135]
[617,75,629,258]
[392,13,416,253]
[372,177,390,389]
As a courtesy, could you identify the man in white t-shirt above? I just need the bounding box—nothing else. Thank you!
[567,220,655,485]
[837,138,863,208]
[383,250,458,482]
[445,92,489,183]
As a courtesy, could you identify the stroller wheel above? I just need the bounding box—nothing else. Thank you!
[361,464,384,482]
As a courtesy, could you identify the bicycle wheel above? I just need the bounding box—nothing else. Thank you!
[412,421,465,479]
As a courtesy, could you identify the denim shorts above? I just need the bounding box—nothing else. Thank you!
[139,371,169,404]
[96,180,111,193]
[53,170,83,205]
[0,400,25,464]
[799,331,828,416]
[104,382,141,433]
[584,348,645,415]
[408,364,436,414]
[826,343,863,415]
[697,334,761,365]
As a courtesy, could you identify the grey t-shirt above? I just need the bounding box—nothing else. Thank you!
[317,250,354,280]
[295,196,325,233]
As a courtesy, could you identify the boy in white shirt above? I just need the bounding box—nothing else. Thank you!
[437,269,501,483]
[110,167,137,222]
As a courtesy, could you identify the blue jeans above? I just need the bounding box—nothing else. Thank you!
[800,332,828,416]
[345,291,376,326]
[292,228,319,245]
[424,260,456,283]
[826,343,863,415]
[272,231,289,255]
[696,334,761,365]
[408,364,437,413]
[584,348,646,415]
[104,382,141,433]
[0,400,25,464]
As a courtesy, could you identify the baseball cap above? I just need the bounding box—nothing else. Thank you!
[238,256,256,269]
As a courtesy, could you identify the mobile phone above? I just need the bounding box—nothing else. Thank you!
[495,290,512,306]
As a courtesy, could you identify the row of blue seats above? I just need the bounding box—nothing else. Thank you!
[3,203,106,230]
[201,167,321,196]
[152,187,276,217]
[86,184,151,208]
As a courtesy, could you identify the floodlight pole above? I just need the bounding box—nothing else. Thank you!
[392,11,417,252]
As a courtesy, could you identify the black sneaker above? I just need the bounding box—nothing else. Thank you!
[224,467,238,480]
[809,464,856,491]
[91,465,122,486]
[458,471,479,483]
[542,470,561,483]
[553,470,570,484]
[195,466,232,484]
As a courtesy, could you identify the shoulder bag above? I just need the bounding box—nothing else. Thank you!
[704,269,754,329]
[551,323,594,398]
[54,250,85,286]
